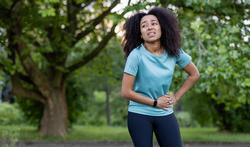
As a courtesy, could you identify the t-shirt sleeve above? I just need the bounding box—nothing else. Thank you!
[176,49,192,68]
[124,50,140,76]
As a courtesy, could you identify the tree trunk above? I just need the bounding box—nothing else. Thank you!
[40,83,68,136]
[104,84,111,126]
[105,91,111,126]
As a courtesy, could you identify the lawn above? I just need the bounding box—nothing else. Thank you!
[0,125,250,143]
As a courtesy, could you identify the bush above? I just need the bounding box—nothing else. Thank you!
[182,92,216,127]
[0,103,24,125]
[214,102,250,133]
[16,98,43,125]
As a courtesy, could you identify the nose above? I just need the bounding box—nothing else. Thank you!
[147,24,153,30]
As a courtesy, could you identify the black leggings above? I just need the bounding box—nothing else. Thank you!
[127,112,182,147]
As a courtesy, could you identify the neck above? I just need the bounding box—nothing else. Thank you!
[144,41,163,55]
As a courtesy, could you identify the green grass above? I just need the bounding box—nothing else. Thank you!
[0,125,250,143]
[181,128,250,143]
[66,125,130,141]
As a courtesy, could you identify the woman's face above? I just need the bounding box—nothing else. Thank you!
[140,15,161,43]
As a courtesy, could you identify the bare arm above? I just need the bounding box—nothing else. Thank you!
[121,73,169,108]
[174,62,200,102]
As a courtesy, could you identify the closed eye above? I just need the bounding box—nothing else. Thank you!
[151,20,158,26]
[152,22,157,26]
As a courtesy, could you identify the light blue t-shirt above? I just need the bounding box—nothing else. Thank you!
[124,44,191,116]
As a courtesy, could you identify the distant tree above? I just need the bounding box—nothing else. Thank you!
[78,38,124,126]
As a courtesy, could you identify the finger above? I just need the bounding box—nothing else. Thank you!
[168,97,173,101]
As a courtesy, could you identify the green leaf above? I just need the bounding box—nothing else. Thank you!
[242,79,250,87]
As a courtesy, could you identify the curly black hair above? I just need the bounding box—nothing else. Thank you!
[122,7,181,57]
[122,12,146,57]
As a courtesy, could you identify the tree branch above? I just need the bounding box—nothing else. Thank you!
[11,75,46,104]
[16,72,35,85]
[17,51,53,99]
[0,0,20,18]
[75,0,119,41]
[66,24,117,75]
[10,0,21,11]
[67,0,80,36]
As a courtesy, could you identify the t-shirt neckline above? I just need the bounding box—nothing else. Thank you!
[141,44,167,58]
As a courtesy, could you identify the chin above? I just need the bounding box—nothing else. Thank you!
[144,36,160,42]
[145,39,160,43]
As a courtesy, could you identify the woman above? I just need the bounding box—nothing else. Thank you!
[121,7,200,147]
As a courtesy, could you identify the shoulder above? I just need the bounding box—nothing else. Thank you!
[176,48,191,58]
[129,46,141,55]
[127,46,142,60]
[175,48,192,68]
[124,46,142,76]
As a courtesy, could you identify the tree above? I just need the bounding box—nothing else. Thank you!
[159,0,250,132]
[0,0,120,136]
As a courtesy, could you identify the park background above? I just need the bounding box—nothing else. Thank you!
[0,0,250,146]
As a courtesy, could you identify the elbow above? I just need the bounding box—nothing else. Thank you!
[193,72,200,81]
[120,90,126,98]
[189,72,200,82]
[120,89,131,99]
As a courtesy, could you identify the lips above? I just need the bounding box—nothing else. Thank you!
[147,32,156,37]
